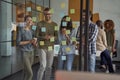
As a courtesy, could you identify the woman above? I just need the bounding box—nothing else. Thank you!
[58,15,76,71]
[104,19,116,57]
[17,15,37,80]
[96,20,114,73]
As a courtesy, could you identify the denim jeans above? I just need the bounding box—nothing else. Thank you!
[100,49,114,73]
[88,53,96,72]
[37,49,54,80]
[58,54,75,71]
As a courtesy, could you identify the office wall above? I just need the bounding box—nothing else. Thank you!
[93,0,120,61]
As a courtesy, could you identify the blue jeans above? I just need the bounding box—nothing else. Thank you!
[100,49,114,73]
[88,53,96,72]
[58,54,75,71]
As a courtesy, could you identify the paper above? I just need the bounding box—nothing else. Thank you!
[39,41,44,46]
[62,41,66,45]
[26,7,31,12]
[66,30,70,34]
[54,26,59,31]
[50,37,55,42]
[62,56,66,60]
[54,45,60,55]
[70,9,75,14]
[48,46,53,51]
[32,17,37,22]
[41,27,46,32]
[32,25,37,30]
[49,8,54,14]
[72,37,76,41]
[36,6,41,11]
[61,3,65,8]
[62,22,67,26]
[66,17,70,21]
[66,47,71,52]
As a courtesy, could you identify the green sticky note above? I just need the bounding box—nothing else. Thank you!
[72,37,76,41]
[39,41,44,46]
[50,37,55,42]
[66,30,70,34]
[62,41,66,45]
[26,7,31,12]
[48,46,53,51]
[66,17,70,21]
[32,17,37,22]
[54,26,59,31]
[49,8,54,14]
[70,9,75,14]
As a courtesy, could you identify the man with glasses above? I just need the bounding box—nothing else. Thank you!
[36,7,58,80]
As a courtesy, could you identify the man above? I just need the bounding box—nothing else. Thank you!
[36,8,58,80]
[88,12,98,72]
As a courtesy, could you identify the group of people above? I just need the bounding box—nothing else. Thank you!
[16,7,116,80]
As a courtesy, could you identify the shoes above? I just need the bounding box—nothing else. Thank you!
[99,66,107,72]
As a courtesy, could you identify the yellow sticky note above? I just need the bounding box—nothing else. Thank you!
[54,26,59,31]
[62,41,66,45]
[50,37,55,42]
[72,37,76,41]
[66,30,70,34]
[73,23,77,28]
[48,46,53,51]
[61,3,65,8]
[70,9,75,14]
[66,47,71,52]
[32,17,37,22]
[37,6,41,11]
[66,17,70,21]
[39,41,44,46]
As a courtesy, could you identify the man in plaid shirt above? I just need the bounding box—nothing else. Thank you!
[88,21,98,72]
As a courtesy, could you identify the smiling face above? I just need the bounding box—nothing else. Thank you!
[25,16,33,26]
[44,10,52,21]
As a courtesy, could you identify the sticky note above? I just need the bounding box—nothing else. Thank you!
[54,45,60,54]
[39,41,44,46]
[66,17,70,21]
[62,56,66,60]
[62,41,66,45]
[73,23,77,28]
[66,30,70,34]
[41,27,46,32]
[26,7,31,12]
[54,26,59,31]
[72,37,76,41]
[49,8,54,14]
[32,25,37,30]
[50,37,55,42]
[36,6,41,11]
[32,17,37,22]
[66,47,71,52]
[61,3,65,8]
[70,9,75,14]
[62,22,67,26]
[48,46,53,51]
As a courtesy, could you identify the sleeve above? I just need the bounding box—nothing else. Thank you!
[89,25,98,42]
[16,27,22,46]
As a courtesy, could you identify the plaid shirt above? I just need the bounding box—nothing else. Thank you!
[88,22,98,54]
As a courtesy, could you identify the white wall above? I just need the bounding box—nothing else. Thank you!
[93,0,120,61]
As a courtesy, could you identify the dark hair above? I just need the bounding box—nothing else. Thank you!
[104,19,115,30]
[24,15,31,21]
[60,15,73,32]
[44,7,51,12]
[96,20,103,29]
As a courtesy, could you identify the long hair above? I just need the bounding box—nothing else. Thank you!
[104,19,115,30]
[60,15,73,33]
